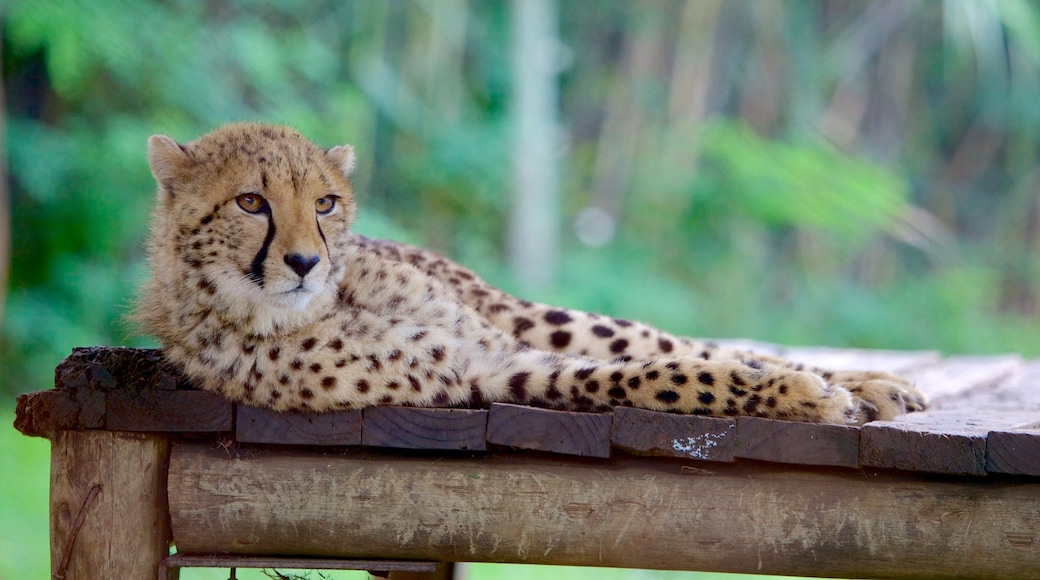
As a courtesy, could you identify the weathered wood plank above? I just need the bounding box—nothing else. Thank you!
[933,359,1040,413]
[362,407,488,451]
[486,403,612,458]
[779,346,942,374]
[51,430,172,579]
[237,406,363,446]
[988,428,1040,476]
[904,355,1023,407]
[861,411,1040,476]
[611,407,735,461]
[14,389,105,437]
[736,417,860,468]
[169,443,1040,579]
[105,390,233,432]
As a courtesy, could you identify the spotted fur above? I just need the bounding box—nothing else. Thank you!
[134,123,926,424]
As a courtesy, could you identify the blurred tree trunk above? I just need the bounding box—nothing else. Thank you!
[509,0,560,292]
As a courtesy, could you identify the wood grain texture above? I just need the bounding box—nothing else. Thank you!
[736,417,860,468]
[160,554,439,573]
[237,406,362,446]
[861,411,1040,476]
[988,428,1040,476]
[105,390,233,432]
[906,354,1023,406]
[779,346,942,374]
[486,403,611,458]
[168,443,1040,579]
[362,407,488,451]
[50,430,171,580]
[611,407,735,461]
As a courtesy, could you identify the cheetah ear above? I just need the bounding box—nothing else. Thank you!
[325,145,357,178]
[147,135,191,197]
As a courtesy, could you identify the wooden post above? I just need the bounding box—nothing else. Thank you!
[50,430,173,579]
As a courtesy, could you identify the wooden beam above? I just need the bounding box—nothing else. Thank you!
[487,403,611,457]
[611,407,735,461]
[362,407,487,451]
[169,443,1040,579]
[105,390,232,432]
[736,417,859,468]
[51,430,172,579]
[237,406,363,446]
[861,411,1040,475]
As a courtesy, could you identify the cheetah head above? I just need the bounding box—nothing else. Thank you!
[142,123,358,335]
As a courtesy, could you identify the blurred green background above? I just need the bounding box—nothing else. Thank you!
[2,0,1039,578]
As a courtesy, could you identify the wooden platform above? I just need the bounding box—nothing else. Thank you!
[14,345,1040,579]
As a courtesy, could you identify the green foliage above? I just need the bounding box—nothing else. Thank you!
[3,0,1040,406]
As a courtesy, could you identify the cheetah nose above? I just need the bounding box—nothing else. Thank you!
[284,253,320,277]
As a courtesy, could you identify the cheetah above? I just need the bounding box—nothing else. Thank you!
[133,123,926,424]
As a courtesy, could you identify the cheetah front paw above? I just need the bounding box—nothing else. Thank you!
[834,373,927,423]
[758,368,858,425]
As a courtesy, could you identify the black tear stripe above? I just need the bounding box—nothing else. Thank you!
[316,218,330,260]
[248,204,276,287]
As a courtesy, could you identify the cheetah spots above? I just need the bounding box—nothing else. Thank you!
[584,380,600,393]
[488,303,510,314]
[321,376,337,389]
[609,338,629,353]
[300,388,314,400]
[408,375,422,392]
[309,362,322,373]
[268,347,281,361]
[291,359,304,370]
[698,391,716,405]
[550,330,572,349]
[729,385,748,397]
[545,386,563,400]
[301,337,318,351]
[408,330,427,342]
[429,346,446,362]
[356,379,370,394]
[658,338,674,353]
[387,381,401,390]
[388,349,402,361]
[670,373,688,385]
[508,372,530,401]
[574,366,596,380]
[614,318,633,327]
[655,390,680,404]
[646,370,660,380]
[730,371,746,387]
[326,338,344,351]
[607,386,627,399]
[544,310,573,325]
[627,376,642,389]
[697,372,715,386]
[609,371,624,383]
[513,316,535,334]
[591,325,614,338]
[743,394,762,414]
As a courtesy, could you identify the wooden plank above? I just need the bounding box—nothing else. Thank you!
[735,417,860,468]
[988,428,1040,476]
[904,354,1023,407]
[362,407,487,451]
[611,407,735,461]
[778,346,942,374]
[935,359,1040,413]
[14,389,105,438]
[168,443,1040,579]
[51,430,172,579]
[860,411,1040,476]
[486,403,611,458]
[237,406,363,446]
[105,390,232,432]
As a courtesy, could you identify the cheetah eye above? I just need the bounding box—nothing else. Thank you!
[236,193,267,214]
[315,196,337,215]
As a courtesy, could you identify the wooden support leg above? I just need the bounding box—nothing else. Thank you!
[50,430,174,579]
